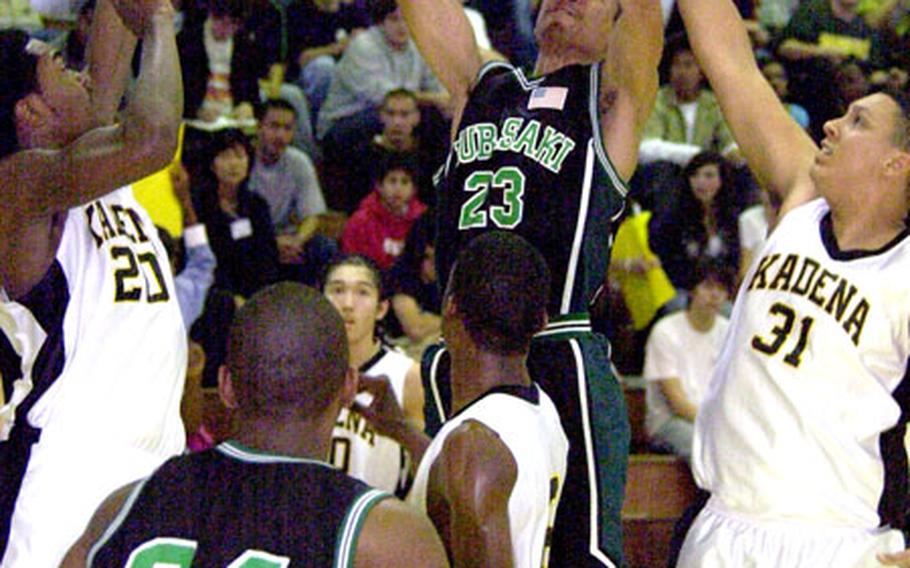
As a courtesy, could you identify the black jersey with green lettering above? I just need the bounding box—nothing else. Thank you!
[436,61,628,316]
[87,441,389,568]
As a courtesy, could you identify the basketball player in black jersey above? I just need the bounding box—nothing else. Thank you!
[62,283,448,567]
[393,0,663,565]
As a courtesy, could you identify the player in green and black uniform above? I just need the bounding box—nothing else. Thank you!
[396,0,663,565]
[61,283,447,568]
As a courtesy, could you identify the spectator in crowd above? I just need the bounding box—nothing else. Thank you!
[177,0,262,122]
[639,34,739,168]
[859,0,910,68]
[608,200,677,374]
[193,129,279,298]
[635,34,741,216]
[161,162,217,329]
[341,155,427,271]
[760,56,811,131]
[344,89,439,212]
[650,151,741,292]
[316,0,448,165]
[248,99,336,287]
[778,0,888,66]
[737,187,781,283]
[643,259,734,461]
[777,0,889,139]
[386,213,441,356]
[833,58,872,114]
[287,0,370,122]
[322,254,424,494]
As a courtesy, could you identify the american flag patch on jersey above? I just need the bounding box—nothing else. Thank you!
[528,86,568,111]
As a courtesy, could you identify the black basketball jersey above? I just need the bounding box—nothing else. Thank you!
[436,61,628,316]
[87,441,389,567]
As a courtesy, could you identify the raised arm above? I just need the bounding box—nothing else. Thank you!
[86,0,138,126]
[600,0,663,181]
[396,0,482,115]
[675,0,818,212]
[0,0,182,220]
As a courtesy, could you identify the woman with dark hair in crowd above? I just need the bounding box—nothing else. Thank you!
[193,128,280,298]
[650,151,741,292]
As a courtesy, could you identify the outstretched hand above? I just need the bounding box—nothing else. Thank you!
[108,0,174,37]
[351,374,407,440]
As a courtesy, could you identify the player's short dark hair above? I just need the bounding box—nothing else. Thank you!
[449,231,550,355]
[369,0,398,24]
[226,282,349,418]
[382,88,418,109]
[691,256,736,296]
[322,253,389,300]
[255,98,297,122]
[0,30,40,160]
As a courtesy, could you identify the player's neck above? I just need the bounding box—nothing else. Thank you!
[450,350,531,414]
[349,337,382,370]
[234,413,333,462]
[829,206,907,251]
[534,46,597,76]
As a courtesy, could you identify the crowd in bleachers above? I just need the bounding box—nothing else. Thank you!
[3,0,910,564]
[16,0,909,396]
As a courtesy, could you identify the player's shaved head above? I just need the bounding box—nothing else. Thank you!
[226,282,349,418]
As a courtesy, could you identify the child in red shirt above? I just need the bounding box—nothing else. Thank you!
[341,156,427,270]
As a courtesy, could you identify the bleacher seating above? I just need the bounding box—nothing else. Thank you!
[622,377,700,567]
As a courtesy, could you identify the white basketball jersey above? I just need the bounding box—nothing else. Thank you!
[331,346,412,492]
[408,383,569,568]
[1,186,187,567]
[693,198,910,529]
